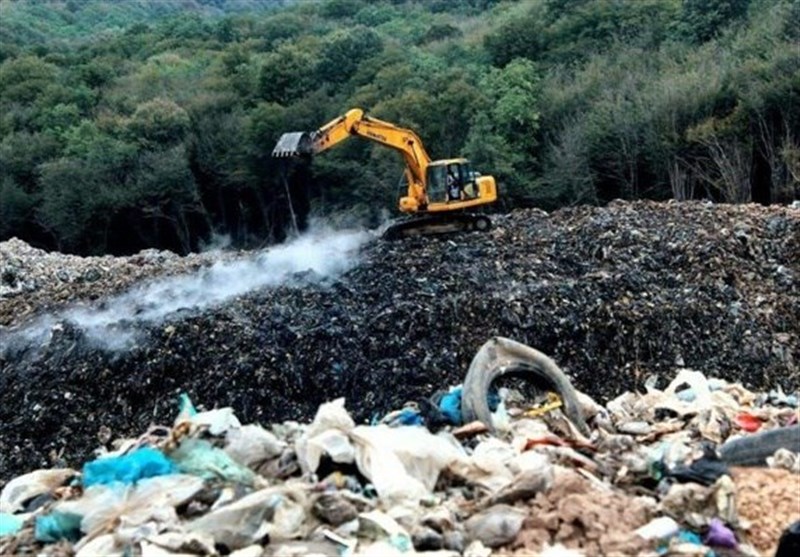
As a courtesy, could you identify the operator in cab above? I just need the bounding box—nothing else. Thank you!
[446,165,461,202]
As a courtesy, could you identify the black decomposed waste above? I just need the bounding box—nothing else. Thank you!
[0,201,798,478]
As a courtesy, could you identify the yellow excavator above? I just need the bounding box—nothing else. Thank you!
[272,108,498,239]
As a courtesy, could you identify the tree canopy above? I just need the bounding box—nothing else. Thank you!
[0,0,797,255]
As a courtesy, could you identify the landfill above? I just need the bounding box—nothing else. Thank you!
[1,200,799,554]
[1,335,798,556]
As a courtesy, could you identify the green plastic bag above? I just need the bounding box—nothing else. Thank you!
[170,439,256,485]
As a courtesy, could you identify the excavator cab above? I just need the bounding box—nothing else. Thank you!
[426,160,478,203]
[424,159,495,210]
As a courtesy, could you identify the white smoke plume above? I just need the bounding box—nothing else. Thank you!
[2,227,372,353]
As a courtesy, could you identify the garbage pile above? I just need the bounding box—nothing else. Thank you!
[1,337,798,556]
[0,200,798,481]
[0,237,232,327]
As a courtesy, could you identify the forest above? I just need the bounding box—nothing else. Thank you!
[0,0,798,255]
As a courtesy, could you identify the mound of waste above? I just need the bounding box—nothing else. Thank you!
[0,200,798,480]
[1,338,798,556]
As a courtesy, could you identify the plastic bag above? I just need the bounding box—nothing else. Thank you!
[666,452,730,487]
[665,370,713,409]
[266,488,308,541]
[301,429,355,473]
[296,398,356,474]
[186,407,241,436]
[307,398,356,436]
[186,486,296,549]
[34,511,82,543]
[0,513,25,537]
[466,438,515,493]
[75,534,121,557]
[83,447,175,487]
[225,424,286,470]
[634,516,680,540]
[176,392,197,420]
[660,474,737,529]
[141,531,216,555]
[169,438,256,485]
[439,387,464,425]
[380,407,424,427]
[57,474,203,547]
[350,425,469,504]
[704,518,736,548]
[0,468,76,513]
[464,504,526,548]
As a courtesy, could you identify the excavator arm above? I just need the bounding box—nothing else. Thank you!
[273,108,432,209]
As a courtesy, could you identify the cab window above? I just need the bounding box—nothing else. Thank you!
[426,165,448,202]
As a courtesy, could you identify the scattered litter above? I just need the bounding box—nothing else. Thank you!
[0,513,24,537]
[34,511,82,543]
[1,336,798,556]
[169,438,257,485]
[704,517,737,548]
[735,412,762,432]
[82,447,175,487]
[0,468,76,513]
[665,451,730,486]
[464,504,526,548]
[635,516,680,540]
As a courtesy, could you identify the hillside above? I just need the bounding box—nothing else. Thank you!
[0,0,286,44]
[1,0,798,256]
[1,201,798,477]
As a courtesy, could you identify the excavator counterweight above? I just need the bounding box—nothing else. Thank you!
[272,107,498,239]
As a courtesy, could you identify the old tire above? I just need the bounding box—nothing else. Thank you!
[461,337,590,436]
[719,424,800,466]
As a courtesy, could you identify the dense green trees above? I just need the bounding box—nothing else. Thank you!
[0,0,797,255]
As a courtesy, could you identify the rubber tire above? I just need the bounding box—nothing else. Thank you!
[719,424,800,466]
[461,337,590,436]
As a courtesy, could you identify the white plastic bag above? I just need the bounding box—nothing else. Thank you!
[350,425,469,504]
[225,424,286,469]
[0,468,76,514]
[187,486,302,549]
[186,407,241,436]
[296,398,356,474]
[57,474,204,548]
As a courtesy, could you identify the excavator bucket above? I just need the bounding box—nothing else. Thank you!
[272,132,314,158]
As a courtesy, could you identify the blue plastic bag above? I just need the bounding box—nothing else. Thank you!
[0,513,25,537]
[439,387,464,425]
[34,512,82,543]
[83,447,176,487]
[677,530,703,545]
[439,386,501,426]
[386,407,424,427]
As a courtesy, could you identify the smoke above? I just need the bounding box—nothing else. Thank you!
[2,227,372,353]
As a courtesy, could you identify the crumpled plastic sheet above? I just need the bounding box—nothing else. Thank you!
[169,438,256,485]
[0,469,76,513]
[82,448,176,487]
[55,474,204,549]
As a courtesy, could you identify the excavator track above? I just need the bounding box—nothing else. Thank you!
[382,213,492,240]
